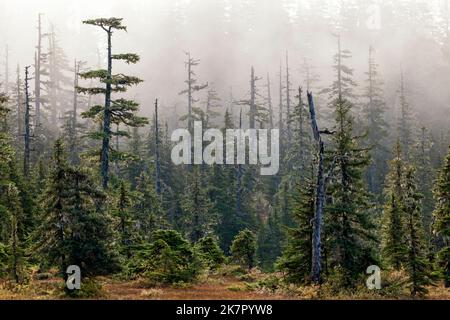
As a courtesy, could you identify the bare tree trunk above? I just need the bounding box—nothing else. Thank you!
[155,98,161,194]
[24,66,31,178]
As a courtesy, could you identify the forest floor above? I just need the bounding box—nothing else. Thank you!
[0,271,449,300]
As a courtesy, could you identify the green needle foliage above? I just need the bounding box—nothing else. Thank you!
[34,139,119,278]
[403,166,432,296]
[432,146,450,287]
[230,229,257,271]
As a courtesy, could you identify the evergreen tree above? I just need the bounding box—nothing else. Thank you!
[214,111,252,252]
[403,166,432,296]
[381,141,407,270]
[181,168,217,242]
[230,228,256,270]
[205,85,221,127]
[77,17,148,189]
[0,93,12,166]
[63,60,87,166]
[363,46,388,196]
[195,236,226,270]
[324,36,376,285]
[286,87,312,177]
[236,67,267,128]
[277,174,315,283]
[257,209,283,272]
[44,25,72,128]
[0,101,27,283]
[126,127,146,186]
[432,145,450,287]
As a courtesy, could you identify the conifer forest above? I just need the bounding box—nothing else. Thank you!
[0,0,449,301]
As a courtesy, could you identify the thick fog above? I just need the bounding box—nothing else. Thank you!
[1,0,450,130]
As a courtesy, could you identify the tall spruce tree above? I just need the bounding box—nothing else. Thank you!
[414,127,435,242]
[230,228,257,271]
[257,209,283,272]
[397,72,415,160]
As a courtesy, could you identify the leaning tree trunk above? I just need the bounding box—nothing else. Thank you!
[308,91,326,284]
